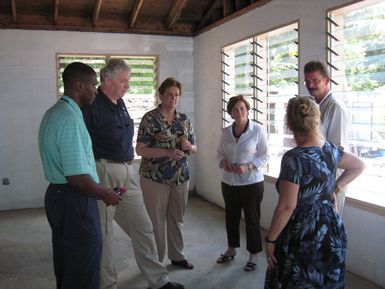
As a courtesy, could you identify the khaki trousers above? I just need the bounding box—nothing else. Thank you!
[96,160,169,289]
[140,177,189,263]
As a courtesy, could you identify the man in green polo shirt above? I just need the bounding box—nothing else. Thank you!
[38,62,122,289]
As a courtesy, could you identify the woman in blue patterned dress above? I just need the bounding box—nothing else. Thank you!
[264,96,365,289]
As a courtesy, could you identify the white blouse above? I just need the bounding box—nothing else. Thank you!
[217,120,269,186]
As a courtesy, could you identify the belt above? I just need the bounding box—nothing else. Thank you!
[96,158,132,165]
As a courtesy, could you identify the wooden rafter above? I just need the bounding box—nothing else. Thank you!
[195,0,273,35]
[198,0,220,29]
[93,0,103,26]
[223,0,233,17]
[129,0,144,28]
[11,0,17,22]
[54,0,60,24]
[164,0,190,30]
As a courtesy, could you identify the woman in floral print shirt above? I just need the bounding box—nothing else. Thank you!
[136,77,196,270]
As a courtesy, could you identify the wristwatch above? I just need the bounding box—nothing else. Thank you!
[265,236,276,244]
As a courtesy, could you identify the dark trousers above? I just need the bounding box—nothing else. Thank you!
[221,181,264,254]
[45,184,102,289]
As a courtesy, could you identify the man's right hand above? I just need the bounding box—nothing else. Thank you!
[101,188,122,206]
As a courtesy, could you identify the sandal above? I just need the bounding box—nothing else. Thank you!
[171,259,194,269]
[243,261,256,271]
[216,253,236,264]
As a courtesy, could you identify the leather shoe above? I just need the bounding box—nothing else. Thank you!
[159,282,184,289]
[171,259,194,269]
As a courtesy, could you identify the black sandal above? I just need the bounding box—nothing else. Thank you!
[216,253,236,264]
[171,259,194,269]
[243,261,256,271]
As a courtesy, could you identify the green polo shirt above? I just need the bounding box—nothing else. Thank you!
[38,95,99,184]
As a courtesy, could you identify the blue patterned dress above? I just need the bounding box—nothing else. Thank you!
[264,141,346,289]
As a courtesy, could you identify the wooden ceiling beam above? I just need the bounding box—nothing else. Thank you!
[54,0,60,25]
[165,0,190,30]
[195,0,273,35]
[223,0,234,17]
[129,0,144,28]
[93,0,103,26]
[11,0,17,22]
[198,0,221,29]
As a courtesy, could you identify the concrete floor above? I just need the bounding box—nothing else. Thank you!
[0,194,382,289]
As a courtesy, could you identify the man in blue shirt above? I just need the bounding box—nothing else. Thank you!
[83,59,184,289]
[38,62,122,289]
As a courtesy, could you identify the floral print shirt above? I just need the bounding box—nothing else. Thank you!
[137,106,195,185]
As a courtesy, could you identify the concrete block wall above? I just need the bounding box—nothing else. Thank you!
[344,203,385,286]
[0,29,194,210]
[193,0,385,287]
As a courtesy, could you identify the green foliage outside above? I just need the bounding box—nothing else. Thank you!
[342,2,385,91]
[57,55,157,96]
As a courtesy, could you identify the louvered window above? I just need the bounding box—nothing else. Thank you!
[327,0,385,195]
[57,54,158,157]
[221,23,299,173]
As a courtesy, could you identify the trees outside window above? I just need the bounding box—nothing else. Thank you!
[327,0,385,197]
[221,23,299,173]
[57,54,158,157]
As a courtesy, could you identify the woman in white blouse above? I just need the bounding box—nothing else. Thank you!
[216,95,269,271]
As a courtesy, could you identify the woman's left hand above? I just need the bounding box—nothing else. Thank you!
[181,140,192,152]
[265,243,277,269]
[232,164,248,174]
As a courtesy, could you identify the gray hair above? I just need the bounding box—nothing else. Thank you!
[100,59,131,82]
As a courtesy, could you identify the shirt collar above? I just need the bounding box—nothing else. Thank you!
[156,105,181,120]
[61,95,83,117]
[319,90,332,106]
[98,87,124,112]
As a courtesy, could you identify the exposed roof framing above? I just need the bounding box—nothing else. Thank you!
[0,0,273,36]
[198,0,221,30]
[165,0,190,31]
[11,0,17,22]
[129,0,144,29]
[54,0,60,25]
[92,0,103,26]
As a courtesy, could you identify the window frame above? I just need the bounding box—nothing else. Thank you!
[327,0,385,206]
[221,22,299,174]
[56,53,159,159]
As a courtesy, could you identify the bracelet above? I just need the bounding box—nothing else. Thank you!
[265,236,276,244]
[335,184,341,194]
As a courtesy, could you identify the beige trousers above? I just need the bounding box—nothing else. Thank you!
[140,177,189,263]
[96,160,169,289]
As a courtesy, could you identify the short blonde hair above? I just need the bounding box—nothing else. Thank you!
[286,96,322,138]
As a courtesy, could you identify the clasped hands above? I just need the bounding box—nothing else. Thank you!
[219,159,248,174]
[169,140,193,160]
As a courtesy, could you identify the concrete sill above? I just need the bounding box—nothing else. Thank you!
[264,173,385,216]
